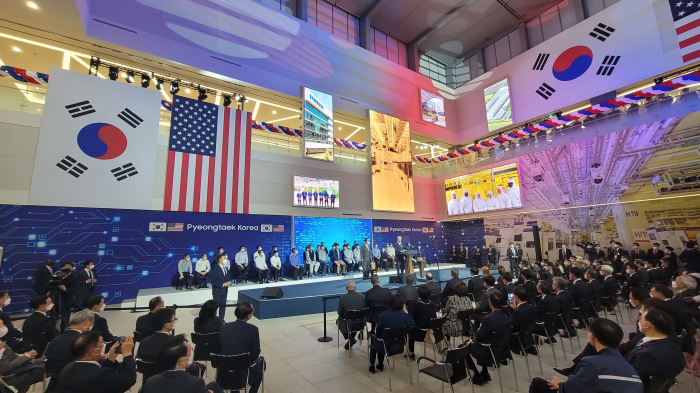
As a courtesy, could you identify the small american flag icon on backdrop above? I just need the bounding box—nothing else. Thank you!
[272,225,284,232]
[167,223,184,232]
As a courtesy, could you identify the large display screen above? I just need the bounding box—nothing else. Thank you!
[370,110,414,212]
[293,175,339,209]
[302,87,334,161]
[420,89,446,127]
[484,78,513,132]
[293,216,372,252]
[445,163,521,216]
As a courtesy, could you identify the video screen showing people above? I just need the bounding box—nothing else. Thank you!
[302,87,334,161]
[445,163,521,216]
[370,110,414,212]
[420,89,446,127]
[293,175,339,208]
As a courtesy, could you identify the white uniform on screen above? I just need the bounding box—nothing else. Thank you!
[473,191,487,212]
[485,191,499,210]
[447,191,460,215]
[495,186,512,208]
[505,178,521,207]
[459,190,473,214]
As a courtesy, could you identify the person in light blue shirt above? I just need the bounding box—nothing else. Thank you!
[289,248,303,280]
[352,244,361,272]
[234,246,250,284]
[372,243,381,270]
[176,254,193,290]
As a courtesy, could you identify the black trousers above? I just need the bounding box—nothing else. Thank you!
[213,292,227,321]
[257,268,270,282]
[196,272,209,288]
[236,265,250,283]
[270,266,281,280]
[290,266,302,280]
[177,272,191,289]
[529,377,555,393]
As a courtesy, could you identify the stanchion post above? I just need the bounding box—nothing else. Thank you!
[172,304,178,336]
[317,296,333,343]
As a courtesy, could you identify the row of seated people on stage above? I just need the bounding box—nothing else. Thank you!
[336,264,694,390]
[173,239,432,289]
[9,289,264,393]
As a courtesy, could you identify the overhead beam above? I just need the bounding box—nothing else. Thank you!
[409,0,472,47]
[361,0,384,19]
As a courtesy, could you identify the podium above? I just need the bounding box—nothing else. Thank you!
[395,250,418,283]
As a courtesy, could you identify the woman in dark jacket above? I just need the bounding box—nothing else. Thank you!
[408,285,437,359]
[369,293,415,373]
[194,300,222,334]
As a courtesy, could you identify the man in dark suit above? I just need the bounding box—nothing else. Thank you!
[599,266,619,311]
[57,262,77,331]
[397,275,418,304]
[220,303,263,393]
[646,260,662,284]
[647,243,665,265]
[507,287,537,355]
[558,245,573,261]
[613,242,630,263]
[336,280,366,349]
[44,309,94,393]
[552,277,574,336]
[500,272,516,296]
[671,275,697,306]
[0,292,22,352]
[506,243,520,276]
[467,267,484,295]
[463,292,512,385]
[142,334,223,393]
[679,241,700,273]
[425,272,441,294]
[74,260,97,309]
[0,335,44,393]
[625,307,685,388]
[365,274,391,332]
[472,276,499,328]
[57,331,137,393]
[135,296,164,338]
[534,282,559,321]
[33,259,54,295]
[394,236,407,282]
[569,267,592,329]
[22,295,59,353]
[625,263,645,290]
[630,243,646,262]
[487,244,498,267]
[85,296,115,343]
[586,269,603,303]
[519,270,538,303]
[440,268,462,307]
[210,254,231,321]
[137,308,176,363]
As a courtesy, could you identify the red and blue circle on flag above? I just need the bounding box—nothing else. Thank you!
[552,46,593,81]
[77,122,128,160]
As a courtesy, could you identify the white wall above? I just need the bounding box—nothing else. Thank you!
[0,110,39,205]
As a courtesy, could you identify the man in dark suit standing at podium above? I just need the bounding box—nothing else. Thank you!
[210,255,231,322]
[394,236,407,283]
[559,245,573,261]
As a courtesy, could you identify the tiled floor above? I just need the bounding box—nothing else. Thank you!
[43,305,699,392]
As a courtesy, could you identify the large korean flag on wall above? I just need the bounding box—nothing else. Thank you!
[28,67,161,210]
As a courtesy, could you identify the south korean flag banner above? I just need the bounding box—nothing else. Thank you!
[29,67,161,210]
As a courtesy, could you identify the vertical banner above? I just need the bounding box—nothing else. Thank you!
[369,110,414,212]
[28,67,161,210]
[302,87,334,161]
[163,96,252,213]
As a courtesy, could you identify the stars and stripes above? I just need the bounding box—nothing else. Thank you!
[670,0,700,62]
[163,96,252,214]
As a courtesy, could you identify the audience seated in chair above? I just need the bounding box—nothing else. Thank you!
[44,309,94,393]
[368,293,414,374]
[397,274,418,304]
[22,295,59,354]
[194,300,222,334]
[219,303,264,393]
[443,282,474,338]
[135,296,164,339]
[0,291,23,352]
[408,285,437,359]
[440,268,462,307]
[507,287,537,355]
[86,295,116,344]
[336,280,366,350]
[0,319,44,393]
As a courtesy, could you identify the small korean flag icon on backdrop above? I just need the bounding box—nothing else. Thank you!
[261,225,272,232]
[149,222,166,232]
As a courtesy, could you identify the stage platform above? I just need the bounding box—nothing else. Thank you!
[129,264,491,319]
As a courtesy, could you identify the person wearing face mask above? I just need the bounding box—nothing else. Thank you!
[558,244,572,261]
[679,241,700,273]
[647,242,664,265]
[194,253,211,289]
[254,249,270,284]
[219,303,264,393]
[664,246,678,273]
[269,251,282,282]
[289,248,302,280]
[44,309,95,393]
[613,241,630,264]
[86,296,116,345]
[584,243,598,263]
[57,262,77,331]
[33,259,55,296]
[506,242,520,275]
[142,334,224,393]
[329,243,344,275]
[175,254,193,291]
[0,318,45,393]
[360,238,372,279]
[74,260,98,308]
[211,255,232,321]
[57,331,136,393]
[22,295,59,354]
[0,292,22,352]
[599,265,619,313]
[234,246,250,284]
[630,243,646,262]
[671,274,697,305]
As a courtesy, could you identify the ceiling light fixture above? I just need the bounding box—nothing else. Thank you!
[12,47,20,52]
[125,71,134,83]
[197,86,207,101]
[170,81,180,94]
[223,94,232,107]
[108,66,118,81]
[185,88,190,93]
[27,1,38,9]
[140,74,150,88]
[155,78,164,91]
[272,110,276,114]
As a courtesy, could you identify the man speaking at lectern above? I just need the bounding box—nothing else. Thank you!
[395,236,407,282]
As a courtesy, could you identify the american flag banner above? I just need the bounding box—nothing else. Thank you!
[670,0,700,63]
[272,225,284,233]
[163,96,252,213]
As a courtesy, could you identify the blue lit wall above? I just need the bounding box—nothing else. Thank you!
[293,216,371,252]
[371,220,447,260]
[442,219,487,266]
[0,205,291,313]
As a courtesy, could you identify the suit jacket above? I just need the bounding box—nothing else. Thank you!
[209,264,230,297]
[193,316,222,334]
[338,290,366,317]
[471,309,512,366]
[559,249,573,261]
[57,355,137,393]
[75,268,97,298]
[365,285,392,309]
[626,272,645,288]
[647,249,665,264]
[143,369,211,393]
[522,280,538,303]
[137,332,172,364]
[679,248,700,272]
[487,248,498,263]
[555,290,573,322]
[624,337,685,387]
[440,276,462,305]
[0,310,22,342]
[569,279,592,308]
[135,312,157,337]
[647,268,661,284]
[426,281,441,295]
[559,348,643,393]
[474,287,499,313]
[22,311,59,346]
[602,276,619,301]
[410,299,437,329]
[93,313,115,343]
[467,276,484,294]
[0,342,35,376]
[45,329,81,375]
[535,293,559,320]
[220,320,260,361]
[510,303,536,333]
[588,279,603,301]
[630,249,647,261]
[360,244,372,262]
[506,248,519,261]
[397,285,418,304]
[33,264,54,295]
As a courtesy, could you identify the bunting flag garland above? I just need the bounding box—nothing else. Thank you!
[0,65,49,85]
[161,100,172,111]
[252,120,303,137]
[333,138,366,150]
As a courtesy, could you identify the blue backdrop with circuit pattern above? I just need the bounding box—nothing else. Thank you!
[0,204,291,313]
[371,220,446,260]
[293,216,372,251]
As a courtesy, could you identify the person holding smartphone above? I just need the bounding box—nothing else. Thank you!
[507,287,537,355]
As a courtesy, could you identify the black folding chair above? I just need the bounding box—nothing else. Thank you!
[133,330,146,343]
[533,312,559,366]
[211,353,266,393]
[429,293,442,314]
[557,309,577,353]
[417,345,473,393]
[369,304,389,333]
[337,307,369,358]
[368,325,412,391]
[645,376,676,393]
[454,310,474,346]
[136,359,160,389]
[510,319,542,380]
[191,332,220,377]
[472,330,518,393]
